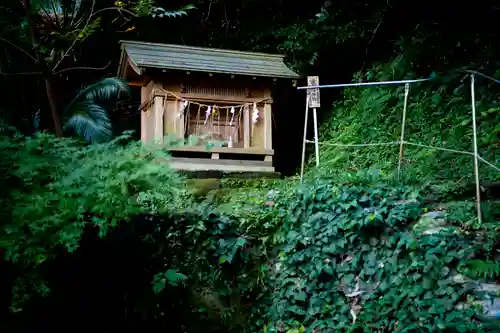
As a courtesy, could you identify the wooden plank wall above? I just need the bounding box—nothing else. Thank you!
[142,75,274,153]
[141,81,155,144]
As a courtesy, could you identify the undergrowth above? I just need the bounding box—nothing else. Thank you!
[2,126,500,332]
[0,132,186,308]
[268,182,500,333]
[313,56,500,187]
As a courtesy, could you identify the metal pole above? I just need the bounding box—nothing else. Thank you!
[296,77,430,90]
[397,83,410,179]
[300,97,310,184]
[470,74,483,224]
[312,108,320,167]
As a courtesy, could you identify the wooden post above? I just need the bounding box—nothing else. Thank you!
[171,100,184,138]
[243,105,250,148]
[140,81,155,144]
[263,103,273,150]
[179,101,186,139]
[154,94,164,143]
[141,86,147,143]
[172,100,177,136]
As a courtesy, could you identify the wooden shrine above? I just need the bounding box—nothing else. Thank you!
[117,40,300,173]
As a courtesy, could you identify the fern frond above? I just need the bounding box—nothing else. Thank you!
[152,4,195,18]
[459,259,500,279]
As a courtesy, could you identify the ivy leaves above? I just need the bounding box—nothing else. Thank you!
[3,129,500,333]
[218,237,247,264]
[153,269,188,293]
[270,183,491,333]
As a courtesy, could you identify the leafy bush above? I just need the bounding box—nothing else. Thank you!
[3,128,500,333]
[268,182,499,333]
[0,131,184,307]
[0,130,283,332]
[314,57,500,185]
[107,207,273,333]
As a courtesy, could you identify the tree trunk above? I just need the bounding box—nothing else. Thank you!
[45,78,63,137]
[23,0,63,137]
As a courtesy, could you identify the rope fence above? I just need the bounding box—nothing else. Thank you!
[299,74,500,224]
[305,140,400,148]
[304,140,499,173]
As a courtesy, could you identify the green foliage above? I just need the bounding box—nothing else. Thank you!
[267,182,497,332]
[4,0,500,331]
[153,269,188,292]
[135,202,280,332]
[272,5,359,72]
[0,131,184,307]
[313,57,500,186]
[187,178,221,198]
[63,77,129,143]
[2,127,500,332]
[459,260,500,280]
[149,4,195,18]
[0,128,284,331]
[28,0,101,60]
[124,0,195,17]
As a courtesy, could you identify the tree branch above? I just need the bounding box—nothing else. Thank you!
[22,0,38,47]
[22,0,64,137]
[52,0,96,72]
[53,61,111,75]
[360,9,386,72]
[0,70,41,75]
[92,7,139,18]
[52,4,139,73]
[0,37,36,62]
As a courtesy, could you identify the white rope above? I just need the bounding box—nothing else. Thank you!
[403,142,475,156]
[307,139,480,156]
[298,73,500,226]
[159,88,270,109]
[306,140,400,147]
[478,156,500,173]
[306,139,500,176]
[156,89,254,144]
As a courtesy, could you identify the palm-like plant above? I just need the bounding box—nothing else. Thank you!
[63,77,129,143]
[1,0,193,137]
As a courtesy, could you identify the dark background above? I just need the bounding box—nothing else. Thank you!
[2,2,500,330]
[3,0,500,175]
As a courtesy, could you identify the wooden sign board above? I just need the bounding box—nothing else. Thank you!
[307,76,321,108]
